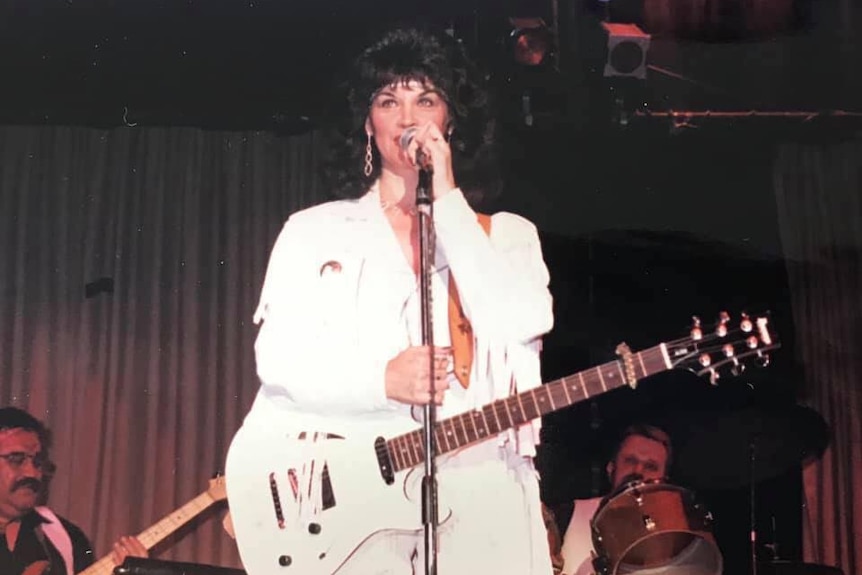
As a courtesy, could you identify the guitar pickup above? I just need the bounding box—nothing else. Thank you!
[268,472,286,529]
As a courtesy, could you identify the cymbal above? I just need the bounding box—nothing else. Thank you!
[670,404,829,491]
[538,403,829,500]
[756,561,844,575]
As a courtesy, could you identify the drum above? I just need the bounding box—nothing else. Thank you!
[591,479,722,575]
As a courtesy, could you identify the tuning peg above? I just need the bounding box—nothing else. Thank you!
[755,351,771,368]
[716,311,730,337]
[740,313,753,333]
[730,358,746,376]
[756,316,773,346]
[691,316,703,341]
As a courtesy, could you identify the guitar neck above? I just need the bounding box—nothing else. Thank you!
[385,343,671,472]
[79,490,220,575]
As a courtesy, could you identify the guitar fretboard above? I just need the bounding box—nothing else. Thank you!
[80,491,220,575]
[383,344,670,472]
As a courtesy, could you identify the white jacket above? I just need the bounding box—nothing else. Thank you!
[246,186,553,452]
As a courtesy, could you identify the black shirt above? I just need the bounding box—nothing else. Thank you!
[0,509,95,575]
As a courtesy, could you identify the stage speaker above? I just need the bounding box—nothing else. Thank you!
[601,22,650,79]
[114,557,246,575]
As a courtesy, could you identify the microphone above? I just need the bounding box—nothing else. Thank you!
[399,127,431,170]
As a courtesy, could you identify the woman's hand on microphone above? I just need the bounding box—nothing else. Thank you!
[404,123,456,200]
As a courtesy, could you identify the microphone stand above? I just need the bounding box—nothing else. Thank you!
[749,440,759,575]
[416,166,439,575]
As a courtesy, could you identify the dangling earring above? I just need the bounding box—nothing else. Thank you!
[363,133,373,177]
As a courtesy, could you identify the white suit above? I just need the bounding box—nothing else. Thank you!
[229,185,555,574]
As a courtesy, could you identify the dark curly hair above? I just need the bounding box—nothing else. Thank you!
[322,27,500,206]
[0,406,54,466]
[0,406,49,446]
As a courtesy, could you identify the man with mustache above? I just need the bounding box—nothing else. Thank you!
[557,423,724,575]
[0,407,146,575]
[558,424,673,575]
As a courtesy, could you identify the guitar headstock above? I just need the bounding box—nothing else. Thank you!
[208,475,227,502]
[666,312,780,384]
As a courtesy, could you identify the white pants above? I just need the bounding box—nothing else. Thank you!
[336,441,553,575]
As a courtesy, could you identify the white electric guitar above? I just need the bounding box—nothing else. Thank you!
[226,312,779,575]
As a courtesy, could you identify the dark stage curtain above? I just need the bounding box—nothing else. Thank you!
[644,0,796,37]
[0,125,326,568]
[774,136,862,575]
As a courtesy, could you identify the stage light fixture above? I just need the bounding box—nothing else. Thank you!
[509,17,554,66]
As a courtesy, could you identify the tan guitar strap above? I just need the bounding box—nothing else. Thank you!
[448,213,492,389]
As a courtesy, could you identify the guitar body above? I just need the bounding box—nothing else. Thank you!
[226,429,448,575]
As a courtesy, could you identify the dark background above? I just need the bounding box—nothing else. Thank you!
[2,0,858,573]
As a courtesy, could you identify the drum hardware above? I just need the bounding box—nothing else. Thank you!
[642,516,655,531]
[668,405,829,575]
[749,441,758,575]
